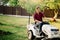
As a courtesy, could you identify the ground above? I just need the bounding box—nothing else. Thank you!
[0,15,60,40]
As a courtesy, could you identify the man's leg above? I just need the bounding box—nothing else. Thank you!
[39,23,43,32]
[35,22,43,32]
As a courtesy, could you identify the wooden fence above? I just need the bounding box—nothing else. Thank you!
[0,5,60,18]
[0,5,29,16]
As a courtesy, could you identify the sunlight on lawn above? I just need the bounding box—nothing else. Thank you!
[51,22,60,30]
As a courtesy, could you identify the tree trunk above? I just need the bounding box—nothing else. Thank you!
[52,9,58,22]
[53,9,58,19]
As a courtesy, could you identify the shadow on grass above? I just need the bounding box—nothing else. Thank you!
[0,22,20,28]
[0,30,13,36]
[0,22,14,26]
[0,22,6,25]
[0,22,13,35]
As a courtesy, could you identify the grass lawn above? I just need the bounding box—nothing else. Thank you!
[0,15,60,40]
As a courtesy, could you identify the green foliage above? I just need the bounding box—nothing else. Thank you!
[18,0,44,14]
[8,0,19,6]
[0,0,9,5]
[45,0,60,9]
[0,0,19,6]
[46,2,57,9]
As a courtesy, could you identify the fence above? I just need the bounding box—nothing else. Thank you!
[0,5,29,16]
[0,5,60,18]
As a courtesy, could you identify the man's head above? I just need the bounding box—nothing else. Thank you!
[35,6,41,14]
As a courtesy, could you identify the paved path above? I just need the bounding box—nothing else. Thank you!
[7,15,51,21]
[7,15,60,21]
[7,15,50,19]
[7,15,33,18]
[0,14,60,21]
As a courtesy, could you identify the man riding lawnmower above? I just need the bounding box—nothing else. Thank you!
[33,7,45,34]
[27,7,60,40]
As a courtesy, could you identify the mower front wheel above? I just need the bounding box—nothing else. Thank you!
[28,30,35,40]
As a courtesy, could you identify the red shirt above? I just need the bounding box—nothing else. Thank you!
[34,12,44,21]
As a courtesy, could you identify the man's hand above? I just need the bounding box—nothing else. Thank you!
[35,20,42,23]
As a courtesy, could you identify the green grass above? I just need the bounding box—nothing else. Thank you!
[0,15,60,40]
[0,15,30,40]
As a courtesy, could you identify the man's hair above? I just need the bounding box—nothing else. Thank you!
[36,6,40,9]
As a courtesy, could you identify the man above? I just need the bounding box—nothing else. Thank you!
[33,7,45,34]
[34,7,44,23]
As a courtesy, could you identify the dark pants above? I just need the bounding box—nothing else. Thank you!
[39,23,43,32]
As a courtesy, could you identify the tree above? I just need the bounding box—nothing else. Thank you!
[18,0,44,14]
[8,0,19,7]
[45,0,60,21]
[0,0,9,6]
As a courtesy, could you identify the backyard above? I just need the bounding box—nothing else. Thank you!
[0,15,29,40]
[0,15,60,40]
